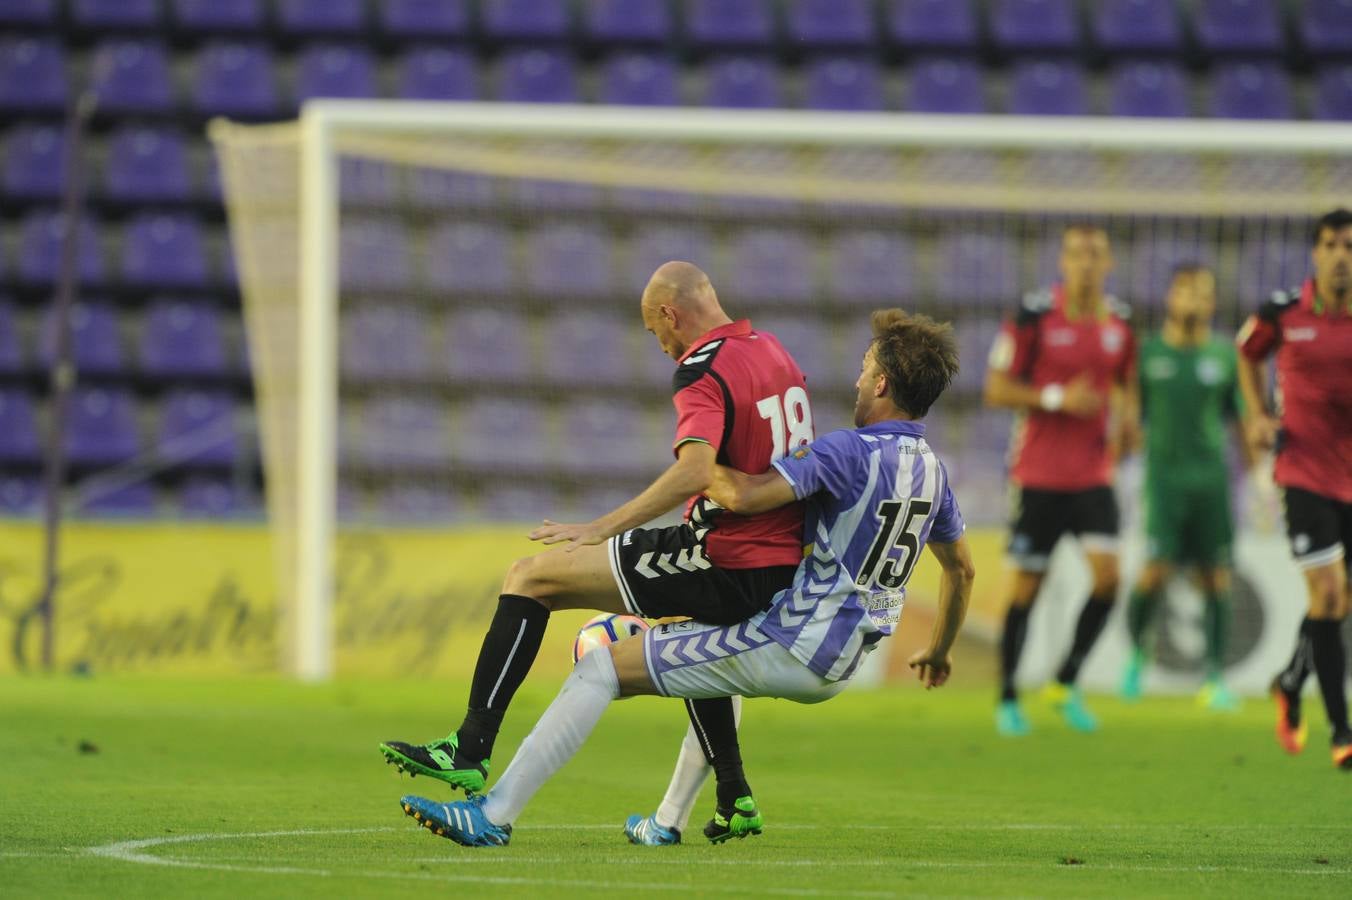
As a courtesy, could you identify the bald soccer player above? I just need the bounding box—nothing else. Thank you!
[380,262,816,835]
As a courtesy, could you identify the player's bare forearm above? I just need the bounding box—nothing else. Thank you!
[982,369,1043,413]
[909,537,974,689]
[531,442,715,548]
[706,465,796,516]
[1235,355,1270,420]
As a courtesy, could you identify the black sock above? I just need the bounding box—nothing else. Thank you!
[685,698,750,809]
[1277,617,1314,696]
[1056,595,1114,686]
[1309,619,1350,739]
[458,594,550,761]
[1000,605,1031,702]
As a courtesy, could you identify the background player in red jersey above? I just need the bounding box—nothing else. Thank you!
[380,261,814,829]
[984,225,1138,737]
[1238,208,1352,768]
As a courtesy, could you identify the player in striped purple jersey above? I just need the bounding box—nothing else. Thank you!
[399,310,975,847]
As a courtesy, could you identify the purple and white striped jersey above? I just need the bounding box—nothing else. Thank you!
[763,419,964,681]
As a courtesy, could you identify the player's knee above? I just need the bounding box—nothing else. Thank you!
[1090,563,1119,600]
[502,556,556,607]
[1136,565,1165,594]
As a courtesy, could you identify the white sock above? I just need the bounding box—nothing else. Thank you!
[481,647,620,825]
[655,695,742,833]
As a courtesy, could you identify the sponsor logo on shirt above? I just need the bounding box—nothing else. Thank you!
[1046,329,1078,347]
[1196,357,1224,385]
[1101,327,1124,354]
[1145,357,1177,380]
[1284,326,1317,342]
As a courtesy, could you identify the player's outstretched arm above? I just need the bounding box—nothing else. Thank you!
[531,442,716,549]
[983,368,1102,418]
[705,464,796,516]
[907,536,975,689]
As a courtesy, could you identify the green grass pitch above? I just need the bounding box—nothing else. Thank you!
[1,675,1348,898]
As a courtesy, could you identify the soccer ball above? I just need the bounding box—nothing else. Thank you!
[572,613,649,664]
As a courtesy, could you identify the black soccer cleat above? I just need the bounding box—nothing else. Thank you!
[702,796,763,844]
[379,732,489,794]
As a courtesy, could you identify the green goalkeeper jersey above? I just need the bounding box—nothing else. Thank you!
[1139,333,1241,482]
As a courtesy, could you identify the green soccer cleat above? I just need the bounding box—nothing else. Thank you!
[995,699,1031,737]
[379,732,489,794]
[1120,649,1146,702]
[1044,682,1098,733]
[702,796,763,844]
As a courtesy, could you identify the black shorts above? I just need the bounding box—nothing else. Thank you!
[607,524,796,625]
[1282,486,1352,573]
[1008,486,1120,572]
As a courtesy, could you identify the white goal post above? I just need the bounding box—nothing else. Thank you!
[211,101,1352,681]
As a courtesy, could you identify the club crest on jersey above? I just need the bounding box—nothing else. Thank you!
[1145,358,1177,380]
[1100,327,1124,353]
[792,446,811,460]
[1196,358,1224,385]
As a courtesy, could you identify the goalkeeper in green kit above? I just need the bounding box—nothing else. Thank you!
[1120,264,1251,710]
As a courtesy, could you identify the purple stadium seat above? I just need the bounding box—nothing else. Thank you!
[1302,0,1352,56]
[756,316,831,387]
[711,145,802,217]
[158,390,238,467]
[2,124,66,199]
[804,56,885,111]
[380,0,471,37]
[600,52,679,106]
[1236,240,1309,303]
[0,391,39,463]
[140,300,229,378]
[1009,60,1088,116]
[173,0,267,33]
[356,396,451,469]
[179,475,257,518]
[65,387,140,466]
[192,41,279,117]
[525,224,615,296]
[277,0,365,35]
[104,127,191,203]
[406,166,495,209]
[952,318,1003,394]
[424,222,513,293]
[482,0,572,40]
[340,306,432,382]
[1314,64,1352,121]
[339,219,413,291]
[1125,233,1207,307]
[376,483,462,523]
[686,0,775,48]
[452,398,550,470]
[702,56,783,108]
[498,48,579,103]
[445,308,531,382]
[78,482,156,517]
[396,46,479,100]
[610,144,703,214]
[583,0,672,43]
[1211,62,1292,120]
[0,36,66,111]
[90,38,174,114]
[935,234,1020,306]
[122,214,209,289]
[40,300,124,375]
[511,141,603,210]
[827,230,915,305]
[296,44,378,103]
[1092,0,1183,54]
[338,157,398,205]
[788,0,875,48]
[0,1,56,26]
[0,475,41,515]
[1196,0,1283,55]
[18,210,104,285]
[888,0,978,50]
[559,400,655,477]
[478,483,560,522]
[1109,60,1189,117]
[0,300,22,375]
[991,0,1079,52]
[626,225,717,292]
[907,57,985,113]
[72,0,160,28]
[541,312,631,384]
[726,228,816,305]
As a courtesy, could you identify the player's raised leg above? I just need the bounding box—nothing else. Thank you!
[1300,558,1352,766]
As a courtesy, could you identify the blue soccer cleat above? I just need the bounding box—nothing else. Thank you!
[1044,682,1098,733]
[1120,650,1146,702]
[996,699,1031,737]
[624,813,681,846]
[400,794,512,847]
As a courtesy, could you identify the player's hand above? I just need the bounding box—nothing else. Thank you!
[529,520,609,551]
[1063,374,1104,418]
[1244,414,1280,452]
[907,649,952,689]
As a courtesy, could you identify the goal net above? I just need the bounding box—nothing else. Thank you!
[211,103,1351,681]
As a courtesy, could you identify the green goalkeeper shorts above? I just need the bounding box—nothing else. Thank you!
[1143,472,1234,567]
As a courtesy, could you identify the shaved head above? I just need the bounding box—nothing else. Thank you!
[640,261,732,360]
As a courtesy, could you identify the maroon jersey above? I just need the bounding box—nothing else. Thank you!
[989,285,1136,491]
[1237,279,1352,503]
[671,319,812,569]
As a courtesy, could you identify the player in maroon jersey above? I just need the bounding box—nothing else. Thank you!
[984,225,1138,737]
[1238,208,1352,769]
[380,261,815,831]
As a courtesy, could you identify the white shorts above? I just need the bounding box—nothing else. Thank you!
[641,612,851,705]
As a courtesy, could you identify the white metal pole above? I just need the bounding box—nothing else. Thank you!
[295,106,338,681]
